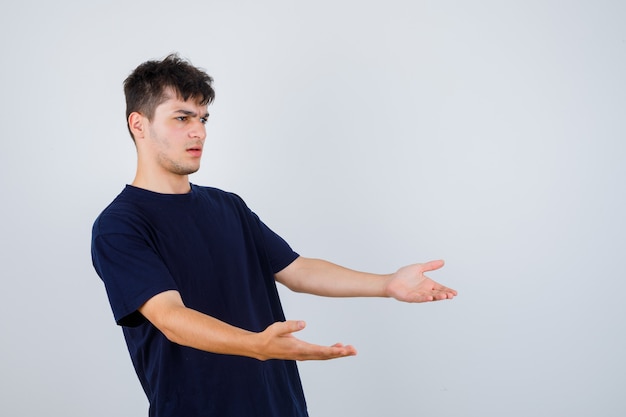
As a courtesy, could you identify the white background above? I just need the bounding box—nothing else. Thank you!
[1,1,625,416]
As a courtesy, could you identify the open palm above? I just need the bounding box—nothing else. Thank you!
[385,260,457,303]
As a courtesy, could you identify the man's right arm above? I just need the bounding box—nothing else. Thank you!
[139,290,357,361]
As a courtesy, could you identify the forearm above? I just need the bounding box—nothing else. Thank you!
[139,289,357,361]
[276,257,391,297]
[139,290,264,359]
[157,304,264,358]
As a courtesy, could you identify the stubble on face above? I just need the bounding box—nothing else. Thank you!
[150,123,202,176]
[158,154,200,176]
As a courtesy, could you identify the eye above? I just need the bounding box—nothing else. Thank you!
[200,116,209,124]
[176,116,188,122]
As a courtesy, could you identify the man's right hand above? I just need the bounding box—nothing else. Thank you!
[252,320,357,361]
[140,290,357,361]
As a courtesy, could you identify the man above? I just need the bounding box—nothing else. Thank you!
[91,53,457,417]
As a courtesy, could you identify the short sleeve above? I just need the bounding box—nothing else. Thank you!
[91,217,178,327]
[256,217,299,273]
[238,201,299,273]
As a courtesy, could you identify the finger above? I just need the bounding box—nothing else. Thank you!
[300,343,358,360]
[333,344,357,356]
[421,259,445,273]
[410,287,456,302]
[271,320,306,336]
[414,294,435,303]
[432,292,451,300]
[434,283,458,297]
[330,342,358,355]
[342,344,358,356]
[430,287,457,300]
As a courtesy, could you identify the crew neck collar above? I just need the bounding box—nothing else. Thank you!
[125,183,196,197]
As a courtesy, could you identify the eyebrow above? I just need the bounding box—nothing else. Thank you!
[173,109,210,118]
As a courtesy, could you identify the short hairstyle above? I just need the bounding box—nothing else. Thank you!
[123,53,215,140]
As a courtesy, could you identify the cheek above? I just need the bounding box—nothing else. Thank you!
[151,126,182,147]
[165,124,187,139]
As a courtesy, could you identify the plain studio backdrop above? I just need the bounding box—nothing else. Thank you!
[1,1,624,416]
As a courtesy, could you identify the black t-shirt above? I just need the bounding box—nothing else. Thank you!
[91,184,308,417]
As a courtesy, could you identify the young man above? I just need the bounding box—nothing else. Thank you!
[91,54,457,417]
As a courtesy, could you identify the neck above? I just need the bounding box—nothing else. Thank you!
[132,171,191,194]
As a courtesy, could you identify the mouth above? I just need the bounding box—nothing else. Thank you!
[186,146,203,157]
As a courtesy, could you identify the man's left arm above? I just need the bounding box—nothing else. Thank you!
[275,257,457,303]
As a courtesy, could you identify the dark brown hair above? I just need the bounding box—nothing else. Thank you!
[123,53,215,140]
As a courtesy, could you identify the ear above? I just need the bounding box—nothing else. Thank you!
[128,112,147,140]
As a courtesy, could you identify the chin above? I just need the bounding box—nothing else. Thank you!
[183,167,200,175]
[170,165,200,176]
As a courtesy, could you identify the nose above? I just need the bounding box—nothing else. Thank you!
[188,119,206,140]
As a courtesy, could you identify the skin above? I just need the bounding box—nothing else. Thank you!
[129,90,458,361]
[129,89,209,194]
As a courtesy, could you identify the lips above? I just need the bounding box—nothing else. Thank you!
[186,146,203,157]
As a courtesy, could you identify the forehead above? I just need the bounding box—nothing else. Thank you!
[156,88,208,113]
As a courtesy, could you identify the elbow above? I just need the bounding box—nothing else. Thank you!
[159,325,182,344]
[138,290,189,345]
[148,306,188,346]
[276,275,307,293]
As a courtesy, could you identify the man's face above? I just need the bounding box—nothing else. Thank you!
[143,92,209,176]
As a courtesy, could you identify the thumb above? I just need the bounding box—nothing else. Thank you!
[274,320,306,336]
[421,259,445,273]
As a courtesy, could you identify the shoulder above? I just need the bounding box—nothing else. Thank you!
[191,184,240,199]
[92,186,149,237]
[191,184,249,208]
